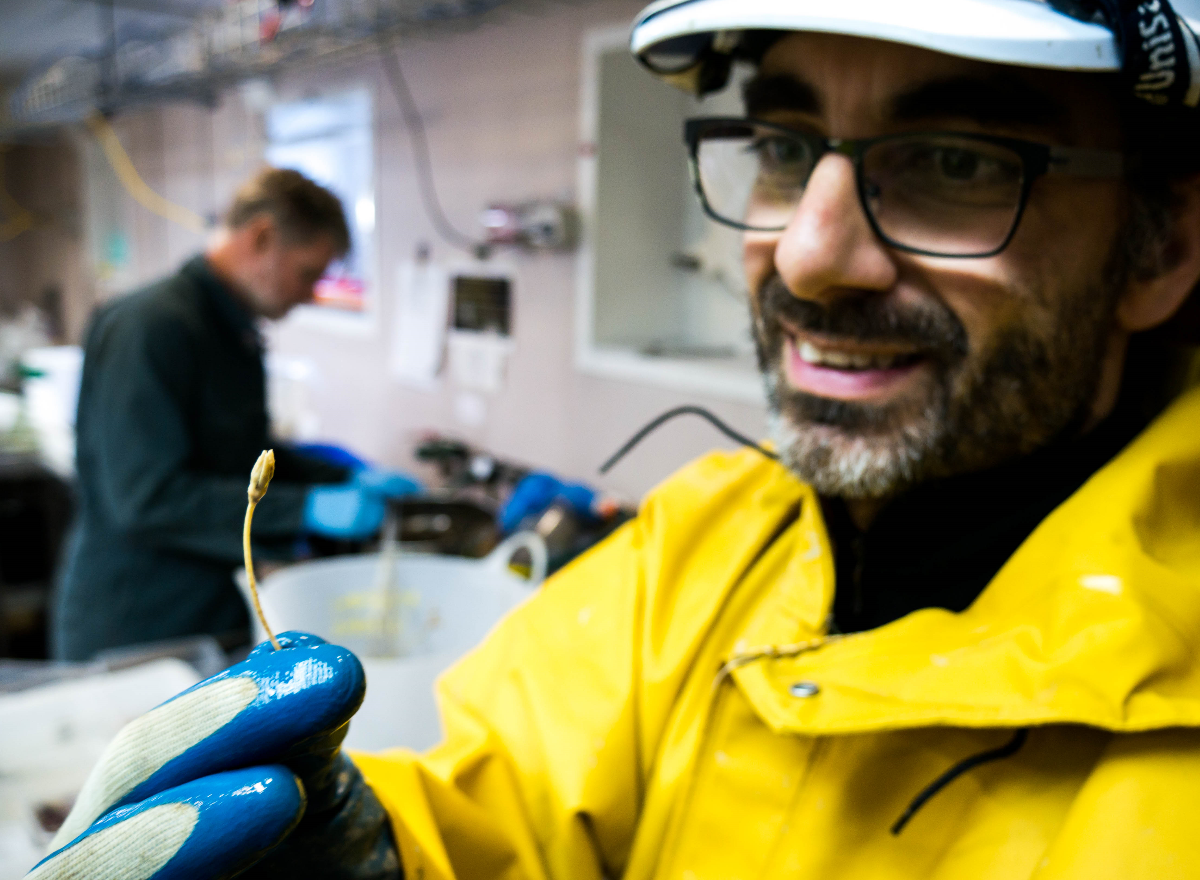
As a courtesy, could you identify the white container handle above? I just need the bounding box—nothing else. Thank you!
[485,531,548,586]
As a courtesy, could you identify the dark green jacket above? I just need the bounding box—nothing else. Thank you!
[54,256,346,660]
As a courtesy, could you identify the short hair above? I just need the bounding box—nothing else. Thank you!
[225,167,351,255]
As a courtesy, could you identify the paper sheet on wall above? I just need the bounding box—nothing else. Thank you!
[389,261,450,387]
[447,330,513,393]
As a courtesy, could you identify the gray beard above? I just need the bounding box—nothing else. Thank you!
[760,254,1126,500]
[766,372,944,498]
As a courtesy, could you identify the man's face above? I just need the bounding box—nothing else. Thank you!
[744,33,1131,498]
[242,221,339,320]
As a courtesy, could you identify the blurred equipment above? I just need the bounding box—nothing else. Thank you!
[0,457,72,660]
[499,471,631,574]
[415,435,526,496]
[480,202,579,250]
[0,658,200,879]
[18,347,83,478]
[242,533,546,750]
[386,498,498,558]
[0,312,53,389]
[272,494,505,567]
[414,434,636,573]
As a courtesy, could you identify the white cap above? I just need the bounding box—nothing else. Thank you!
[632,0,1200,85]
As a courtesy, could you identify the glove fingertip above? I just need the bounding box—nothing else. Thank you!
[121,638,364,810]
[29,767,304,880]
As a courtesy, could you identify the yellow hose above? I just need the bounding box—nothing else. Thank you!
[86,113,207,235]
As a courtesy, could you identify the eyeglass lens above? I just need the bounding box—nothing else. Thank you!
[694,123,1027,256]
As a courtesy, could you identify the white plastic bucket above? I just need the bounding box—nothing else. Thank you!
[250,533,547,751]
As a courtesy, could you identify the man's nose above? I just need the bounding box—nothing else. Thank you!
[772,154,897,305]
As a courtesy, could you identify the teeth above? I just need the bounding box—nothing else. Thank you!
[796,340,903,371]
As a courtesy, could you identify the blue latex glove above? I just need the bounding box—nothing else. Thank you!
[304,484,387,541]
[27,633,400,880]
[353,467,423,500]
[499,472,598,533]
[293,442,371,472]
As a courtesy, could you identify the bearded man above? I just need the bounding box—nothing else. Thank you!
[30,1,1200,878]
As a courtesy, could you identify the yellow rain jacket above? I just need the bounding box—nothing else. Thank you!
[355,386,1200,879]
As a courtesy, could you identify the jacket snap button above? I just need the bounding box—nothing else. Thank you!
[789,681,820,698]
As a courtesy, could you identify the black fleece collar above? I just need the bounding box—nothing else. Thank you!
[822,402,1151,634]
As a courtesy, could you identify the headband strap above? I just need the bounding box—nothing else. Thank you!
[1050,0,1200,108]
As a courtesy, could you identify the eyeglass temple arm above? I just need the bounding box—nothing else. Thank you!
[1046,146,1125,178]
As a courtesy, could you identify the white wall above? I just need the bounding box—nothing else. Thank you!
[0,136,90,342]
[86,0,769,502]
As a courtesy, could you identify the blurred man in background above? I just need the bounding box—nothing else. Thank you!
[55,168,407,661]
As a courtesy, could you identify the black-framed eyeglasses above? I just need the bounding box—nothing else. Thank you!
[684,117,1127,258]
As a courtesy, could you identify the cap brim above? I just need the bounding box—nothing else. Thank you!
[632,0,1138,71]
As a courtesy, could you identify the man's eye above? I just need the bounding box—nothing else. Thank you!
[936,148,982,180]
[916,145,1016,186]
[750,135,809,168]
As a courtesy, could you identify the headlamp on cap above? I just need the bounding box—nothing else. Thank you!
[636,29,740,95]
[632,0,1200,112]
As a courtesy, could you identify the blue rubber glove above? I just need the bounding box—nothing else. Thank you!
[304,484,387,541]
[27,632,400,880]
[353,467,423,500]
[499,472,599,533]
[293,442,371,472]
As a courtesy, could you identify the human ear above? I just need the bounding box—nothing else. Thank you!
[1116,174,1200,333]
[249,215,277,256]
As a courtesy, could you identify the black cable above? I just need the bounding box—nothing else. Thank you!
[598,405,779,475]
[377,35,482,253]
[890,728,1029,835]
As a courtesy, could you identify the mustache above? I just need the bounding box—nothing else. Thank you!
[755,275,969,360]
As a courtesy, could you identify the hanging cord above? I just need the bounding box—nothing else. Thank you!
[86,113,207,235]
[599,405,778,475]
[377,36,483,254]
[890,728,1029,835]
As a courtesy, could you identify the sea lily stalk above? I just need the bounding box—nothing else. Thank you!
[245,449,281,650]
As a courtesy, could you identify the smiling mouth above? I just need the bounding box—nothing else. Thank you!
[793,340,924,372]
[782,334,929,402]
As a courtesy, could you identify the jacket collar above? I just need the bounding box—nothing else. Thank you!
[731,385,1200,734]
[181,254,263,354]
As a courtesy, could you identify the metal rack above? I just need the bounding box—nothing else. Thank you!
[6,0,521,134]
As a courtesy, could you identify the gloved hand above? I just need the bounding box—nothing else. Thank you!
[27,632,400,880]
[304,484,387,541]
[499,472,599,534]
[352,467,422,500]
